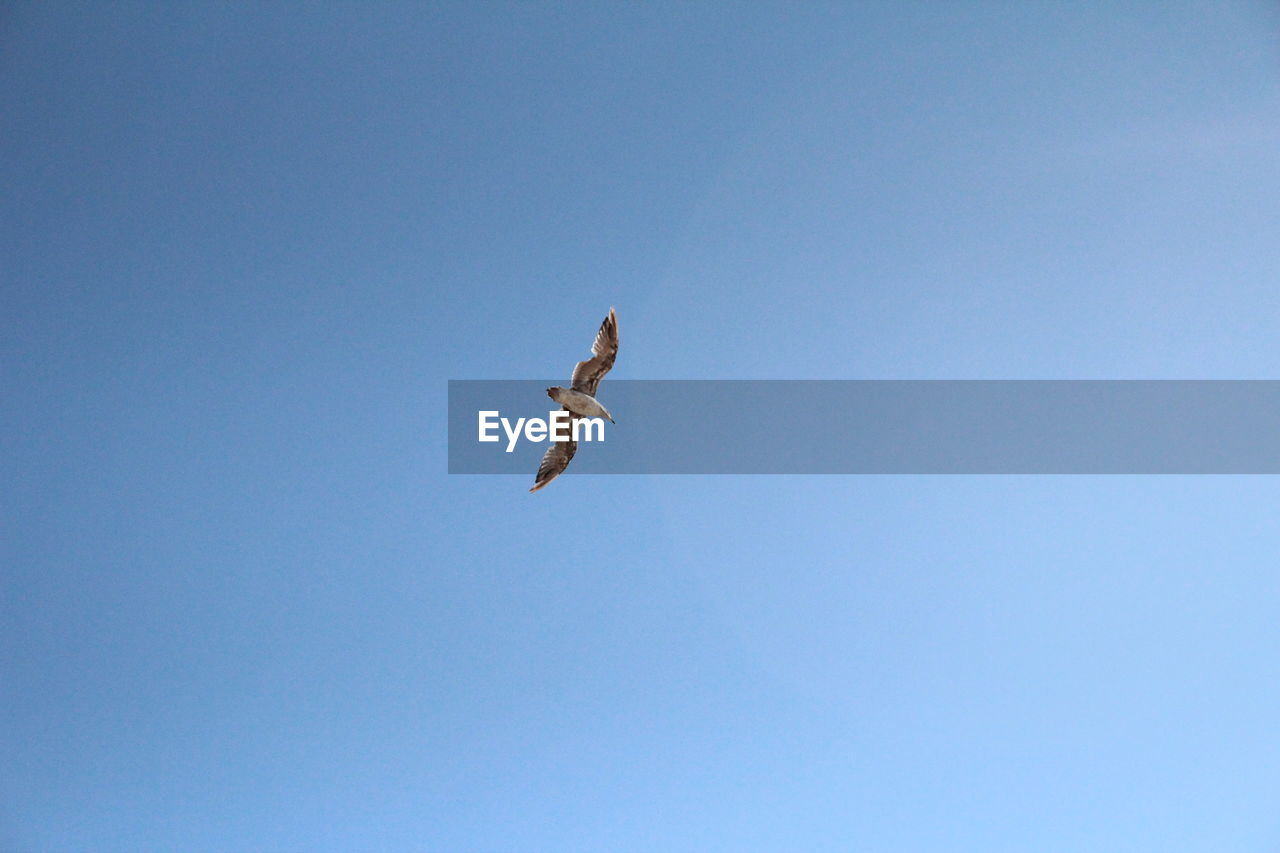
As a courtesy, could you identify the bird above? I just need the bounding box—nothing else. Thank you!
[530,308,618,492]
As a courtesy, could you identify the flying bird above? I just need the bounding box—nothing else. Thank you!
[530,307,619,492]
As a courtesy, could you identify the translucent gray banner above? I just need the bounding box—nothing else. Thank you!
[447,380,1280,474]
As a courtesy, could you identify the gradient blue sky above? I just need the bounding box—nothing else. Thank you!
[5,2,1280,850]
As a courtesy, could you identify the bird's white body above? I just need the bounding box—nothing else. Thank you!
[548,387,614,422]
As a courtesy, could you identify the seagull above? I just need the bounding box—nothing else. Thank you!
[530,307,619,493]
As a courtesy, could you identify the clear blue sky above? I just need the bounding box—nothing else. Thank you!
[5,2,1280,850]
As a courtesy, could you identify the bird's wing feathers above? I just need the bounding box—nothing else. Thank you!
[570,307,618,397]
[529,407,578,492]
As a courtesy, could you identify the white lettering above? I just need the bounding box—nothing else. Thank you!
[478,411,500,442]
[574,417,605,443]
[479,410,607,451]
[502,417,526,453]
[549,410,572,442]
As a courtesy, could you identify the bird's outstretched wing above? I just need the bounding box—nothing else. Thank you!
[529,409,578,492]
[570,307,618,397]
